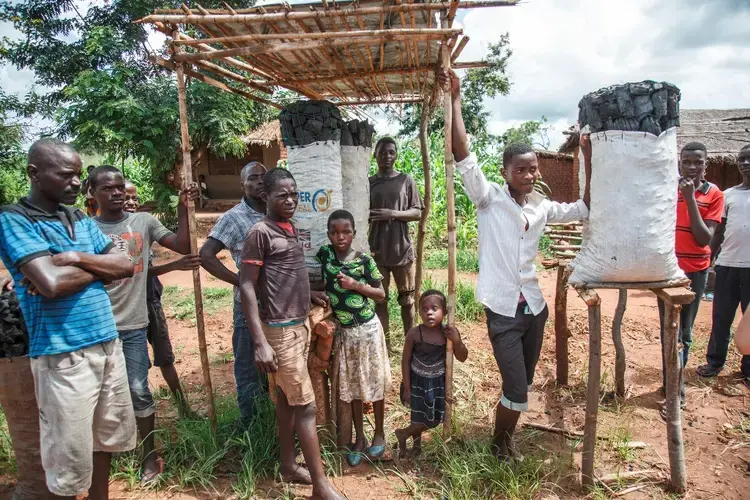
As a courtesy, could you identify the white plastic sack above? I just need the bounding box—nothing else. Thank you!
[340,145,371,254]
[569,128,685,284]
[287,141,344,281]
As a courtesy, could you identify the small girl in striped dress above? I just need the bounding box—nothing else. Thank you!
[396,290,468,458]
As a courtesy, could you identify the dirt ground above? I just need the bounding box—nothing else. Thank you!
[0,245,748,499]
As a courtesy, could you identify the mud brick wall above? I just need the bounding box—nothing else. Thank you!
[539,152,579,203]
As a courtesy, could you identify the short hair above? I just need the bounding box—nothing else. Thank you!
[681,142,707,156]
[374,136,398,155]
[263,167,295,194]
[89,165,123,190]
[327,209,355,231]
[420,289,447,313]
[740,144,750,154]
[27,138,77,170]
[502,142,535,166]
[240,161,266,181]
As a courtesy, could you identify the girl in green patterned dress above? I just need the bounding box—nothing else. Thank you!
[316,210,391,466]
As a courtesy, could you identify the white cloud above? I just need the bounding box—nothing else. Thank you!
[456,0,750,148]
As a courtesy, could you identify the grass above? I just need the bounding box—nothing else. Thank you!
[611,426,639,463]
[161,285,234,323]
[424,248,479,273]
[421,276,484,323]
[538,234,554,259]
[0,410,15,475]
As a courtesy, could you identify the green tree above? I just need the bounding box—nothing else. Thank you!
[391,35,512,148]
[0,89,35,204]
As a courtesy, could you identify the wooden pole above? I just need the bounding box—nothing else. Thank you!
[414,96,432,304]
[175,61,218,433]
[554,265,571,385]
[652,287,692,493]
[611,289,628,398]
[578,288,601,488]
[441,12,456,440]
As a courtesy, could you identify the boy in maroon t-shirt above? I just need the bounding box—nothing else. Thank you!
[658,142,724,407]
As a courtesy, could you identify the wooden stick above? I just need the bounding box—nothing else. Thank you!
[335,97,422,106]
[173,27,461,45]
[172,32,453,62]
[555,265,571,386]
[190,59,272,94]
[523,422,584,439]
[550,244,581,251]
[174,60,218,433]
[450,35,470,63]
[414,96,432,305]
[612,289,628,398]
[152,56,283,109]
[596,470,660,484]
[441,12,456,440]
[137,2,520,25]
[545,229,583,235]
[580,288,601,488]
[661,297,687,492]
[573,278,691,290]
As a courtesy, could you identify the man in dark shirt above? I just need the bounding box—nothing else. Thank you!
[369,137,423,349]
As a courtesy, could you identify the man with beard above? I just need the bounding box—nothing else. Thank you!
[0,139,135,499]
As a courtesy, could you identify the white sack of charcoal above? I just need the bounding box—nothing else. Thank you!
[340,119,375,254]
[281,100,345,281]
[568,81,686,285]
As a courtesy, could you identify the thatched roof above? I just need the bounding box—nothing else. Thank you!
[536,149,572,161]
[244,120,282,146]
[559,109,750,163]
[137,1,517,108]
[677,109,750,163]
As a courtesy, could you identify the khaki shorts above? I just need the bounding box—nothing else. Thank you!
[30,338,137,496]
[263,321,315,406]
[377,262,416,306]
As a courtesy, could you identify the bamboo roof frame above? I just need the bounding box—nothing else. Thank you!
[138,0,518,438]
[137,0,518,106]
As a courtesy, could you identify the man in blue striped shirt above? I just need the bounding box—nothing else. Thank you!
[0,139,136,500]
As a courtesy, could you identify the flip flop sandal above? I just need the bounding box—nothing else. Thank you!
[141,456,164,487]
[346,451,363,467]
[366,444,385,460]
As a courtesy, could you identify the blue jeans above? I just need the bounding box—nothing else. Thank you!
[705,266,750,377]
[119,328,156,418]
[233,300,267,423]
[657,268,709,400]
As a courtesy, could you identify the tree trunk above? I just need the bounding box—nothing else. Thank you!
[612,289,628,398]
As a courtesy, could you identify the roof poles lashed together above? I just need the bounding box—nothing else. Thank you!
[138,0,518,437]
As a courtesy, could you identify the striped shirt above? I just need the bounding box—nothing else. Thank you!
[456,153,589,317]
[0,198,117,357]
[675,181,724,273]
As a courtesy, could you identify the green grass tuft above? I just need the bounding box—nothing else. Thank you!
[424,249,480,273]
[161,286,234,323]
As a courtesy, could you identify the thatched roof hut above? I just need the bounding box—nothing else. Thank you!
[243,120,283,147]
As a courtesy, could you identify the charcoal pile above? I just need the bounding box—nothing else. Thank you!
[340,119,375,147]
[578,81,681,135]
[280,100,343,147]
[0,288,28,358]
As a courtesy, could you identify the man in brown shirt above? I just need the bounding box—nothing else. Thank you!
[239,168,344,500]
[369,137,424,348]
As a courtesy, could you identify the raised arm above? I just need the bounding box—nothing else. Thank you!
[158,184,200,255]
[679,179,719,247]
[199,237,239,286]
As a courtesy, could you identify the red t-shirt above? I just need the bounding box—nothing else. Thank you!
[675,181,724,273]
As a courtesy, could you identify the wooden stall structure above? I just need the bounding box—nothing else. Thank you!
[137,0,519,439]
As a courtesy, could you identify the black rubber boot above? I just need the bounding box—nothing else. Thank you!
[493,403,521,462]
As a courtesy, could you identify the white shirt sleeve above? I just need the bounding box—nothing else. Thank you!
[455,153,493,209]
[546,199,589,223]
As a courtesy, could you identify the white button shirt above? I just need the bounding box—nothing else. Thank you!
[456,153,589,317]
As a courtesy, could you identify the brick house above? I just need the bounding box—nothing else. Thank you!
[536,150,578,203]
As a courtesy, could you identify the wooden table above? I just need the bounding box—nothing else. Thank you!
[574,281,694,493]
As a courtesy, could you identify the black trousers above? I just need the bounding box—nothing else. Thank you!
[705,266,750,377]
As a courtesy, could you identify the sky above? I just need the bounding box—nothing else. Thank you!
[2,0,750,149]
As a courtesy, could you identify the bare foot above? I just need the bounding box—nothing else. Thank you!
[394,429,408,459]
[312,481,347,500]
[279,463,312,485]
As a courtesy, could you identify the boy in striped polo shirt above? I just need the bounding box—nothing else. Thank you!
[0,139,136,499]
[658,142,724,407]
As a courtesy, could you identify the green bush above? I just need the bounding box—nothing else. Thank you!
[424,249,480,273]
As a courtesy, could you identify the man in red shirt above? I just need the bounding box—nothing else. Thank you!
[659,142,724,407]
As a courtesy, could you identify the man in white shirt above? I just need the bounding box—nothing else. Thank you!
[697,144,750,386]
[440,69,591,461]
